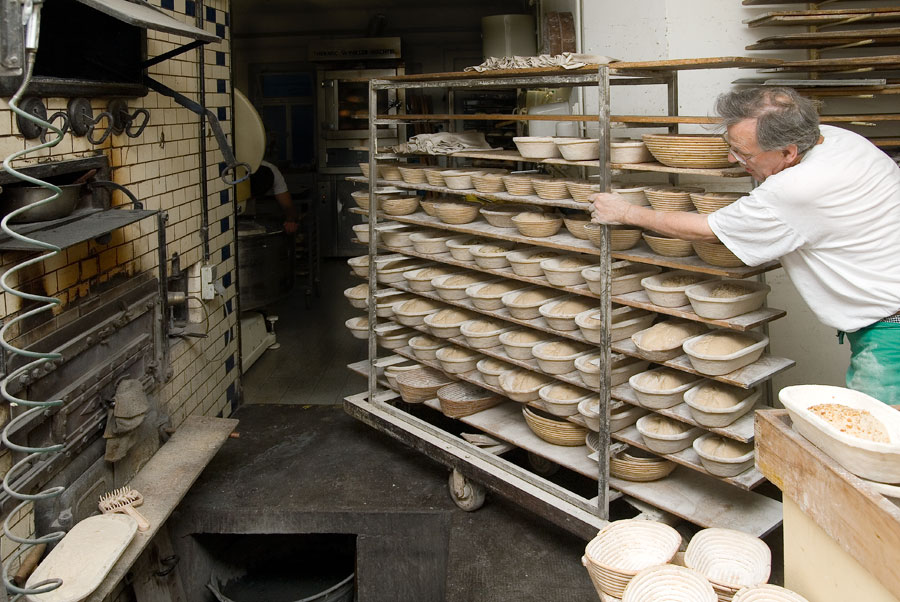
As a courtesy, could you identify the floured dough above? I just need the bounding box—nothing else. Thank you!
[707,283,752,299]
[634,369,696,391]
[692,332,757,356]
[506,330,544,344]
[480,282,520,296]
[642,415,691,436]
[659,273,709,288]
[441,347,477,360]
[412,267,451,280]
[516,211,552,222]
[466,319,504,333]
[444,274,482,286]
[521,250,560,261]
[700,436,753,458]
[547,299,595,316]
[693,383,750,408]
[398,298,441,313]
[511,290,557,305]
[808,403,890,443]
[477,245,512,254]
[430,309,473,325]
[480,358,512,372]
[503,370,551,390]
[537,341,589,357]
[638,320,707,351]
[555,257,593,269]
[544,384,590,401]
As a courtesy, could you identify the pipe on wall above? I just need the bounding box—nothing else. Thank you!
[196,0,211,263]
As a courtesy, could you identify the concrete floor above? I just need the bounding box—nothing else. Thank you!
[228,259,784,599]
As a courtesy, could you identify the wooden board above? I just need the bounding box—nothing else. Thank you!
[745,8,900,28]
[609,161,750,178]
[755,410,900,596]
[611,383,759,443]
[748,29,900,51]
[372,243,786,332]
[610,468,782,537]
[374,58,782,85]
[612,338,795,390]
[760,55,900,73]
[87,416,239,602]
[612,423,766,490]
[353,207,781,279]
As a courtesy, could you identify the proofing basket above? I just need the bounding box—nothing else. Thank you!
[582,519,682,599]
[622,565,717,602]
[732,585,810,602]
[396,367,456,404]
[685,527,771,601]
[522,406,588,446]
[437,381,502,418]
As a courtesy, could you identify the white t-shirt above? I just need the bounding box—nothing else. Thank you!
[708,125,900,332]
[259,160,289,195]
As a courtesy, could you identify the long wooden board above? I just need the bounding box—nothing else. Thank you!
[755,410,900,596]
[760,55,900,73]
[87,416,238,602]
[748,29,900,51]
[746,8,900,28]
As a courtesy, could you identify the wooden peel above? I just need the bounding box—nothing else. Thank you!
[98,487,150,532]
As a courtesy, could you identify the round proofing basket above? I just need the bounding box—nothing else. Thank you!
[498,369,553,402]
[435,201,481,225]
[582,519,682,599]
[621,564,717,602]
[643,233,695,257]
[693,241,745,268]
[437,381,502,418]
[508,249,562,277]
[424,168,448,187]
[513,136,562,159]
[480,204,532,228]
[398,165,428,184]
[511,214,563,238]
[685,528,771,596]
[442,170,478,190]
[540,256,595,287]
[732,585,811,602]
[472,172,507,193]
[395,367,456,404]
[563,214,592,240]
[470,244,515,269]
[584,223,643,251]
[522,406,588,446]
[690,192,742,214]
[532,178,573,200]
[381,195,420,216]
[642,134,734,169]
[644,186,704,212]
[502,175,538,196]
[610,448,677,482]
[557,138,600,161]
[566,180,599,203]
[408,335,445,361]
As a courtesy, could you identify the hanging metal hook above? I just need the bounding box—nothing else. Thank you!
[38,111,68,144]
[87,111,114,146]
[125,108,150,138]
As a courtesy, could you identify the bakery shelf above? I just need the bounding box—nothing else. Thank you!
[611,423,766,491]
[745,7,900,28]
[758,55,900,74]
[364,241,787,332]
[352,207,781,278]
[371,274,794,391]
[611,383,758,443]
[747,28,900,51]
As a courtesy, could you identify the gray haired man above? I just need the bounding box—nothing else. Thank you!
[590,87,900,405]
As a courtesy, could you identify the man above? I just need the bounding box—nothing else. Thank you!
[249,159,299,234]
[590,87,900,405]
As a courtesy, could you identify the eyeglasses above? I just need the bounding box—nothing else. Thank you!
[721,135,766,166]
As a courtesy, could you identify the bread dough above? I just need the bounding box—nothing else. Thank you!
[520,250,560,262]
[466,319,504,333]
[430,309,473,325]
[643,415,691,435]
[516,211,551,222]
[444,274,482,286]
[511,290,557,305]
[348,283,368,298]
[441,347,478,360]
[477,244,512,254]
[707,282,752,299]
[399,298,441,313]
[556,257,593,269]
[692,383,750,408]
[700,436,753,458]
[506,330,544,344]
[808,403,890,443]
[411,335,440,347]
[544,384,590,400]
[503,370,551,390]
[638,320,707,351]
[547,299,595,316]
[537,341,589,357]
[635,369,696,391]
[412,267,452,280]
[659,273,710,288]
[692,332,757,356]
[480,358,512,372]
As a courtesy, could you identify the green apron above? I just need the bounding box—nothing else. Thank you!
[842,322,900,406]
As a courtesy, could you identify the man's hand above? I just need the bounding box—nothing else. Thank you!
[283,220,299,234]
[589,193,633,225]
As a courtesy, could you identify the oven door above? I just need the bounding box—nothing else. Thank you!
[317,68,401,140]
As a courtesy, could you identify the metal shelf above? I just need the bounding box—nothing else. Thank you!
[0,208,158,251]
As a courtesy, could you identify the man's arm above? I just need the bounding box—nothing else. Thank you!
[275,191,299,234]
[590,192,720,243]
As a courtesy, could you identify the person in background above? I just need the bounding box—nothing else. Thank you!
[250,159,298,234]
[589,86,900,405]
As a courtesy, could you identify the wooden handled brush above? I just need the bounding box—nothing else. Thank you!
[98,487,150,532]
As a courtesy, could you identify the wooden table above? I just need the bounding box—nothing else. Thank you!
[756,410,900,602]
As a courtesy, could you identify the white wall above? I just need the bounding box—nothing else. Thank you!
[578,0,852,394]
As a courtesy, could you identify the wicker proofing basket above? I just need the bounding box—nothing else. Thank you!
[472,172,508,193]
[690,192,742,214]
[610,448,677,482]
[522,406,589,446]
[395,367,456,404]
[381,195,420,216]
[511,213,563,238]
[437,381,502,418]
[582,519,682,599]
[563,214,592,239]
[480,204,533,228]
[685,528,771,601]
[584,223,643,251]
[643,232,695,257]
[424,168,448,187]
[621,565,718,602]
[693,241,745,268]
[731,585,810,602]
[435,201,481,225]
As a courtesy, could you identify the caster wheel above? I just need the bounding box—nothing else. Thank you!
[448,469,485,512]
[528,452,559,477]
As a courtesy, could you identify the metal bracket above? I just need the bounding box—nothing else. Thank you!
[0,0,24,77]
[107,99,150,138]
[144,75,250,185]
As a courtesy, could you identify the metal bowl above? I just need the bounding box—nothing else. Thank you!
[1,183,82,223]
